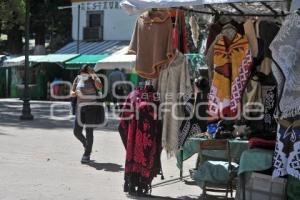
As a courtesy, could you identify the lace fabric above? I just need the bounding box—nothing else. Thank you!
[270,13,300,118]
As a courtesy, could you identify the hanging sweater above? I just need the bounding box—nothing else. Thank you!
[157,51,193,156]
[128,11,174,79]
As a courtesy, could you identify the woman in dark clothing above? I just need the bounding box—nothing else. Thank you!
[71,65,103,163]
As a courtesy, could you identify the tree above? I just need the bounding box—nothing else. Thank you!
[0,0,71,54]
[0,0,25,54]
[30,0,72,51]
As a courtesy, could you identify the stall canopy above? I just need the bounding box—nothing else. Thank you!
[56,41,130,55]
[64,54,109,69]
[0,55,6,67]
[2,55,45,68]
[120,0,289,15]
[94,55,136,71]
[34,54,79,64]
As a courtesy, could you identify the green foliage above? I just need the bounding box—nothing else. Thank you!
[0,0,25,30]
[30,0,72,47]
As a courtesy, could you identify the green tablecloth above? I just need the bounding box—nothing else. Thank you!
[193,161,239,187]
[288,175,300,200]
[176,137,249,169]
[238,148,274,175]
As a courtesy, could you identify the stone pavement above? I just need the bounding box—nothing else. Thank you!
[0,99,233,200]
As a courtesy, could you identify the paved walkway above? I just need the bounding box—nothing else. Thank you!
[0,99,232,200]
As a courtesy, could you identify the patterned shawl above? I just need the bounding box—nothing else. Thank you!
[273,120,300,180]
[270,13,300,118]
[208,33,253,119]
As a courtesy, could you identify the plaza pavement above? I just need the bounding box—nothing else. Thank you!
[0,99,233,200]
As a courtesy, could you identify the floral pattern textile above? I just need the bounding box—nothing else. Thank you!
[118,87,162,190]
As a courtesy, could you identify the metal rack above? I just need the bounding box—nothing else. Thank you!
[180,1,289,17]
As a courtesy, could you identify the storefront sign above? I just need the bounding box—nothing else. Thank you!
[80,1,120,10]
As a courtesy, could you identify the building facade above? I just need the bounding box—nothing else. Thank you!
[71,0,137,41]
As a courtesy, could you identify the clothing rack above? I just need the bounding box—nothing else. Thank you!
[171,0,292,17]
[179,6,288,17]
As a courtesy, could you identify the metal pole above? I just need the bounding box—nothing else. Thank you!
[20,0,33,120]
[77,4,80,54]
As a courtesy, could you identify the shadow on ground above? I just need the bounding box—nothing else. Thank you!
[86,162,124,172]
[0,101,119,132]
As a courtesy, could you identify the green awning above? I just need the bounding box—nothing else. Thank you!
[65,54,108,69]
[34,54,80,64]
[66,54,108,65]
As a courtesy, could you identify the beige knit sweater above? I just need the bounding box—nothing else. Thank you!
[157,51,193,156]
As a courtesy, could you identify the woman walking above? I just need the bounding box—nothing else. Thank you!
[71,65,103,164]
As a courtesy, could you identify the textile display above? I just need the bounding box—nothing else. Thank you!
[128,11,174,79]
[205,22,223,55]
[208,33,253,118]
[238,148,273,175]
[270,13,300,118]
[242,76,262,109]
[157,50,193,156]
[244,19,258,58]
[178,92,208,147]
[118,87,162,192]
[273,121,300,180]
[193,161,239,187]
[189,16,200,48]
[176,137,249,169]
[261,85,277,132]
[169,10,189,54]
[258,20,280,59]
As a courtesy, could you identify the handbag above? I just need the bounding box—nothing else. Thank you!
[90,78,105,125]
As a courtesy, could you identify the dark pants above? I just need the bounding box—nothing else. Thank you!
[73,105,94,156]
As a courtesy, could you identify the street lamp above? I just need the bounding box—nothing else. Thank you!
[20,0,33,120]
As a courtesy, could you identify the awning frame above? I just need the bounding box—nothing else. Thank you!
[120,0,291,17]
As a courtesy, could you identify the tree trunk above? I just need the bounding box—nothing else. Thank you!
[34,25,45,46]
[7,25,23,54]
[0,22,2,37]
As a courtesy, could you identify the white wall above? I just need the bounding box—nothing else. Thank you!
[103,10,137,40]
[72,1,137,41]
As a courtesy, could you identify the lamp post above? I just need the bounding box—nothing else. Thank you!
[20,0,33,120]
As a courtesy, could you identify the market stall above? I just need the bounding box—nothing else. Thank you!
[117,0,300,199]
[2,55,45,98]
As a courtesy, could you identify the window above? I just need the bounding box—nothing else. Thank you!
[88,11,103,28]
